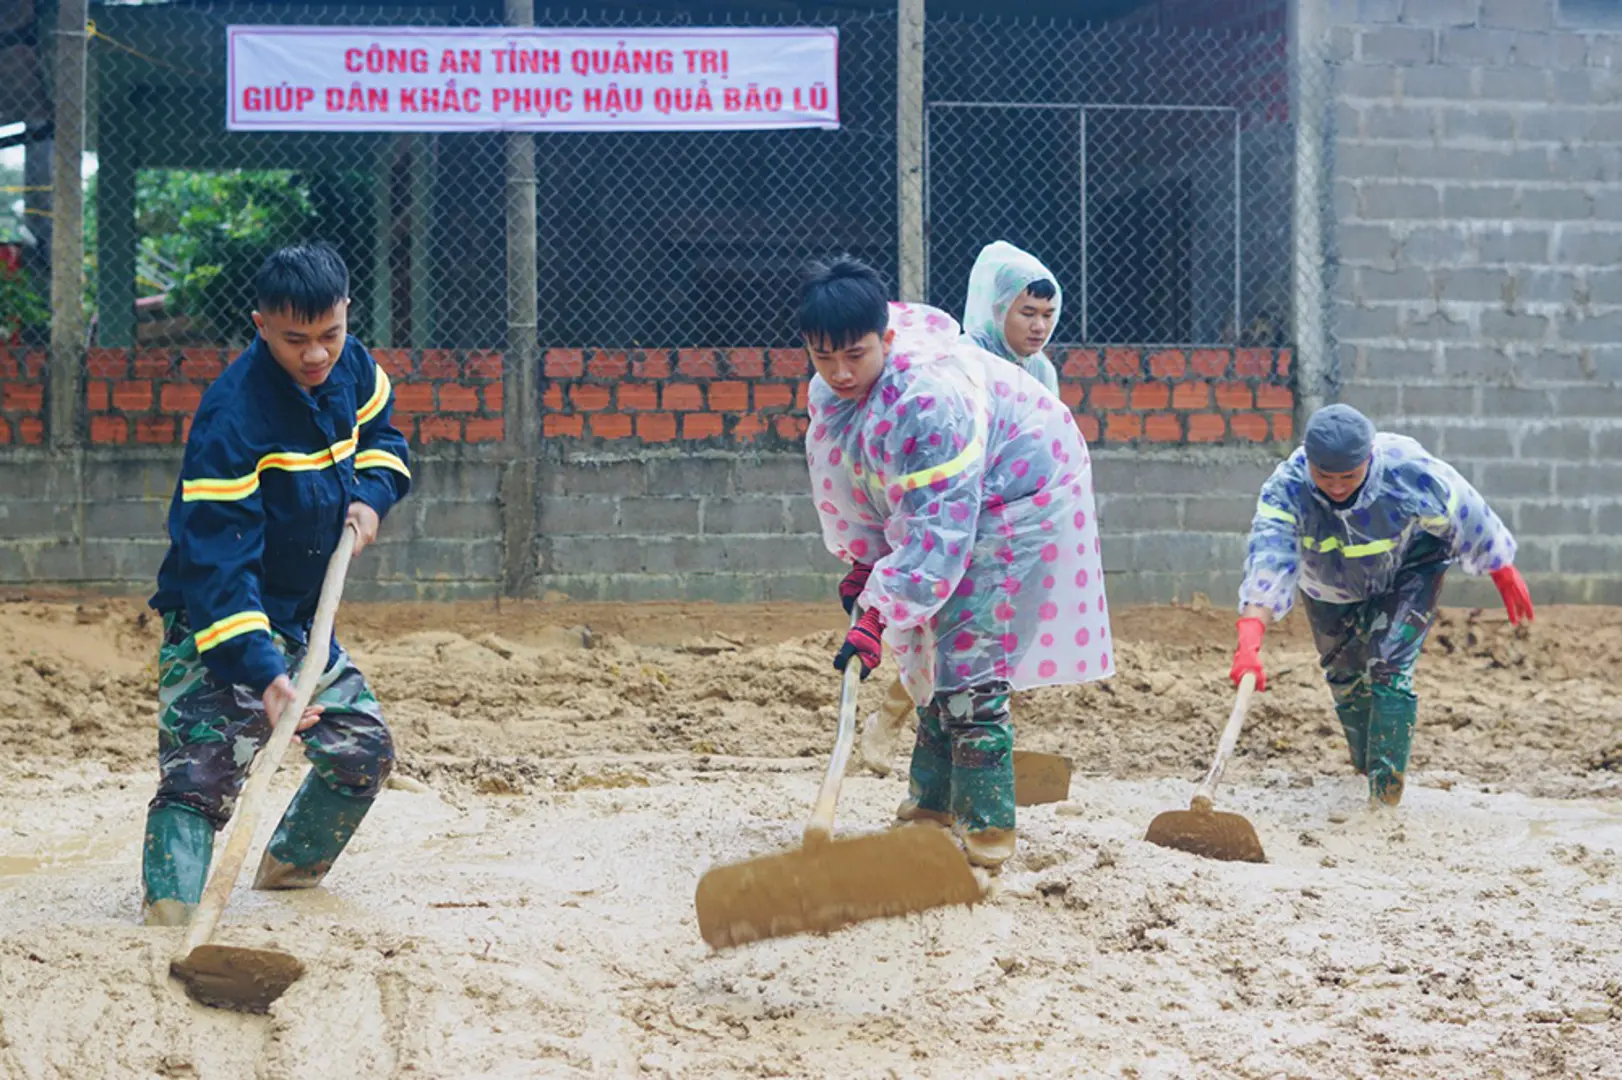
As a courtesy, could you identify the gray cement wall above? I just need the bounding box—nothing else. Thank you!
[1326,0,1622,603]
[0,446,1322,610]
[0,449,504,602]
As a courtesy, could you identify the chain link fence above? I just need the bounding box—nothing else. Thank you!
[1,0,52,345]
[925,12,1333,351]
[1,1,1335,356]
[5,1,895,352]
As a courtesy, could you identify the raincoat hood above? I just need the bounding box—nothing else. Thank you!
[963,241,1063,364]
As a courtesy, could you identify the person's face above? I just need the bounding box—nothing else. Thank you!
[1002,288,1058,356]
[805,328,894,401]
[252,300,350,389]
[1310,460,1370,504]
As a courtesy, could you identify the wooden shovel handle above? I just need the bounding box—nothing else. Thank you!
[1191,671,1255,813]
[177,524,358,958]
[804,607,864,847]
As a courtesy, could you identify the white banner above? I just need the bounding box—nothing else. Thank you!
[226,26,840,132]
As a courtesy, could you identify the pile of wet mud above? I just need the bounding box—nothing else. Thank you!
[1,596,1615,795]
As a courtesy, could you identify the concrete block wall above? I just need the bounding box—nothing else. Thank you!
[1327,0,1622,604]
[0,448,505,600]
[530,446,1290,608]
[6,445,1292,610]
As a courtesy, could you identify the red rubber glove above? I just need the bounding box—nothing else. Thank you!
[834,609,884,680]
[1230,617,1267,691]
[1490,565,1533,626]
[838,562,872,615]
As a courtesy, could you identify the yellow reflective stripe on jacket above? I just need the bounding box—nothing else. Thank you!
[355,448,411,478]
[181,428,360,503]
[356,365,391,426]
[182,474,262,503]
[1301,535,1398,557]
[195,610,271,652]
[898,426,986,493]
[1256,501,1296,525]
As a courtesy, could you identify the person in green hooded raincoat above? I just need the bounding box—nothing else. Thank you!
[962,240,1064,395]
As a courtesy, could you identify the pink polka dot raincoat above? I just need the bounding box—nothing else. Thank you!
[806,302,1115,706]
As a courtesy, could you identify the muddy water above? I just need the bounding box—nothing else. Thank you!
[0,599,1619,1078]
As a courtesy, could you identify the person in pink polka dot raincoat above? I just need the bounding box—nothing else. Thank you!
[799,257,1114,870]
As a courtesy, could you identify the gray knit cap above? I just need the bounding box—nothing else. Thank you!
[1303,404,1375,472]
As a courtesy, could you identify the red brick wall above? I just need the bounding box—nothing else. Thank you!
[34,343,1292,449]
[81,346,505,447]
[540,347,812,447]
[0,348,46,445]
[1055,346,1294,445]
[542,345,1294,449]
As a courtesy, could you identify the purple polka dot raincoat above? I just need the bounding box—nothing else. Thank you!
[806,302,1115,706]
[1240,432,1517,619]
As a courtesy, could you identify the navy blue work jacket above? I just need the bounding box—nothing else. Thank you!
[150,335,412,692]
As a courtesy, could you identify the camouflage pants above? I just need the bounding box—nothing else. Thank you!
[908,681,1015,834]
[1303,553,1446,798]
[1303,557,1447,704]
[150,611,395,829]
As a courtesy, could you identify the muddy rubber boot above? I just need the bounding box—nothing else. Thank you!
[253,773,375,890]
[1335,698,1371,776]
[142,805,215,927]
[899,704,953,826]
[1365,687,1418,808]
[943,684,1017,870]
[961,827,1017,871]
[896,799,955,829]
[859,677,915,777]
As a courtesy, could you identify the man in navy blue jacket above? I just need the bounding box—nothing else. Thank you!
[141,244,412,926]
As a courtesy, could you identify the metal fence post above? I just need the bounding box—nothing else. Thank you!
[1289,0,1331,424]
[897,0,925,301]
[500,0,541,598]
[48,0,89,449]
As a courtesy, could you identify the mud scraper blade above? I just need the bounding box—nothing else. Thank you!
[1143,673,1267,864]
[1013,750,1072,806]
[1143,804,1266,863]
[696,610,984,949]
[695,825,983,949]
[170,944,306,1013]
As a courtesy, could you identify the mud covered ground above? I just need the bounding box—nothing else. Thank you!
[1,594,1619,1078]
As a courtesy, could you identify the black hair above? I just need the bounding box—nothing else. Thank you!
[1023,278,1057,301]
[797,256,889,349]
[254,243,350,322]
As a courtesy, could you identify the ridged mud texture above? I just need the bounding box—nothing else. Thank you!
[2,596,1620,1078]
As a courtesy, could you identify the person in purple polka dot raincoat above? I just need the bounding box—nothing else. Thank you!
[855,240,1067,780]
[1230,403,1533,808]
[799,258,1113,871]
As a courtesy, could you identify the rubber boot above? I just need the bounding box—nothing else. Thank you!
[859,676,915,777]
[1366,686,1418,807]
[896,800,955,828]
[142,805,215,927]
[943,687,1017,872]
[898,704,953,828]
[961,827,1017,870]
[1335,695,1371,776]
[253,772,375,890]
